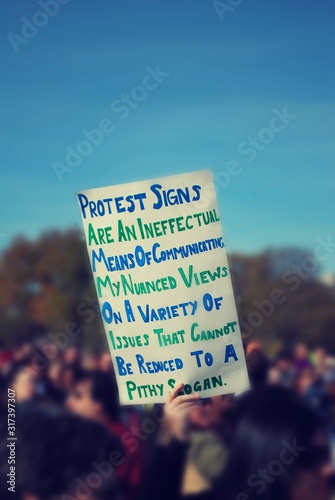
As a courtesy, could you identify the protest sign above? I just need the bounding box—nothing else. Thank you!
[77,170,249,404]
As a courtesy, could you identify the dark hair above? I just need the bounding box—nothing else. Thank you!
[78,371,120,422]
[218,386,325,500]
[62,362,85,382]
[276,348,293,362]
[0,403,123,500]
[4,359,35,387]
[246,349,269,387]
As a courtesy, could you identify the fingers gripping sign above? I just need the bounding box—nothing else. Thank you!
[164,382,201,441]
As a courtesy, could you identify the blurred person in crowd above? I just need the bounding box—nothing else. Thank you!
[246,346,269,388]
[245,341,263,354]
[295,367,317,397]
[34,337,59,364]
[312,347,327,377]
[324,369,335,426]
[294,342,312,372]
[5,360,39,403]
[10,340,56,379]
[139,384,331,500]
[43,359,65,404]
[83,349,102,371]
[43,360,84,403]
[182,398,229,495]
[219,385,331,500]
[0,348,13,376]
[100,350,112,372]
[323,369,335,470]
[268,348,295,388]
[63,343,81,366]
[66,371,120,426]
[295,365,333,425]
[210,394,236,443]
[12,342,33,363]
[66,370,143,499]
[62,363,84,392]
[0,404,122,500]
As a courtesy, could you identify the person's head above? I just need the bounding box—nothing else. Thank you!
[313,348,328,378]
[268,350,295,387]
[219,386,329,500]
[189,395,237,441]
[246,341,263,355]
[66,371,120,425]
[5,361,38,403]
[313,347,326,364]
[100,351,112,372]
[47,360,63,387]
[275,349,294,371]
[13,342,32,362]
[62,364,84,392]
[246,348,269,387]
[0,348,13,375]
[295,367,316,395]
[294,342,309,360]
[83,350,101,371]
[189,398,213,429]
[324,369,335,400]
[210,394,236,442]
[63,345,81,365]
[0,404,122,500]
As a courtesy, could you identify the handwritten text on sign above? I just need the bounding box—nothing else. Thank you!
[77,170,249,404]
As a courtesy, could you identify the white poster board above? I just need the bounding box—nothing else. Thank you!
[77,170,249,404]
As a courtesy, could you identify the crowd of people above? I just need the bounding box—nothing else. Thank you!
[0,337,334,500]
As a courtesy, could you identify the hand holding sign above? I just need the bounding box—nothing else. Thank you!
[163,382,201,442]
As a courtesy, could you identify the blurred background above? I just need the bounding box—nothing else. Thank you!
[0,1,334,499]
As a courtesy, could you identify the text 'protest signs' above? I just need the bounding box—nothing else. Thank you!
[77,170,249,404]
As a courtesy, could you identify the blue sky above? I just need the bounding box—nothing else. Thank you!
[1,0,334,270]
